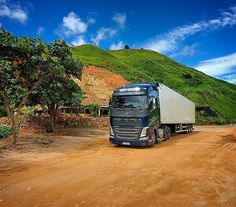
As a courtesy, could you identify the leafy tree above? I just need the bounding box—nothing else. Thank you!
[0,28,82,143]
[124,44,130,49]
[0,28,48,143]
[32,40,82,133]
[29,77,83,132]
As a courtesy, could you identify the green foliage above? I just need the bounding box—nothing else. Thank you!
[27,40,83,131]
[0,27,83,138]
[87,104,100,116]
[0,106,7,117]
[20,106,34,115]
[72,44,236,124]
[28,40,83,108]
[124,44,130,49]
[0,126,12,139]
[0,28,49,109]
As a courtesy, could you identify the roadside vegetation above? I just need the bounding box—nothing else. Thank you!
[0,126,11,139]
[73,44,236,124]
[0,28,83,143]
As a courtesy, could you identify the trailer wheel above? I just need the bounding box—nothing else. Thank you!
[188,125,192,133]
[189,125,193,133]
[186,125,191,133]
[186,125,189,133]
[163,126,171,141]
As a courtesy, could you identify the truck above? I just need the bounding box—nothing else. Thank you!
[109,83,195,147]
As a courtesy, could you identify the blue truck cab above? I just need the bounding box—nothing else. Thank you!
[109,83,161,147]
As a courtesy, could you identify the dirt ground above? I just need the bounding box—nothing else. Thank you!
[0,125,236,207]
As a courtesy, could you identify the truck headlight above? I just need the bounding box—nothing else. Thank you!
[109,126,114,136]
[140,127,149,137]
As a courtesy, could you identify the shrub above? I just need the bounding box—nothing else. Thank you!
[87,104,100,116]
[124,44,130,49]
[0,106,7,117]
[20,106,34,116]
[0,126,12,139]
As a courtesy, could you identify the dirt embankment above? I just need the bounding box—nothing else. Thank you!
[0,125,236,207]
[74,65,129,105]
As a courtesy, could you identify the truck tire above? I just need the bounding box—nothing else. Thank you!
[163,126,171,141]
[186,125,191,133]
[189,125,193,133]
[187,125,190,133]
[149,131,157,147]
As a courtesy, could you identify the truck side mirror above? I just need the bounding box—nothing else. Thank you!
[109,98,112,108]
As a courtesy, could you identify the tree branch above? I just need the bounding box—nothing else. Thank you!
[17,78,43,113]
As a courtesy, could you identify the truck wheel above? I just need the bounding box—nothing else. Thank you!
[189,125,193,133]
[149,131,157,147]
[163,127,171,141]
[188,125,192,133]
[186,125,189,133]
[186,125,190,133]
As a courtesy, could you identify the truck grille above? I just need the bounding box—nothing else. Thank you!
[112,118,142,127]
[114,128,140,139]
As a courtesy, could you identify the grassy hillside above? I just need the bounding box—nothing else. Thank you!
[72,44,236,124]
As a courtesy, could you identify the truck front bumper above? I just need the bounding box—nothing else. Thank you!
[109,136,150,147]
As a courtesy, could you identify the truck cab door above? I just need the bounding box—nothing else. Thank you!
[148,96,160,126]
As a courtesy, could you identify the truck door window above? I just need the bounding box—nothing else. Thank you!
[149,96,156,111]
[153,98,156,109]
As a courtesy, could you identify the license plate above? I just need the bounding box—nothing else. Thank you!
[122,142,130,145]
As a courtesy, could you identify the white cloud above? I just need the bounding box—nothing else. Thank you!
[194,52,236,77]
[63,12,87,34]
[87,17,95,25]
[110,41,124,50]
[0,1,28,23]
[221,74,236,84]
[71,36,86,46]
[179,44,197,57]
[36,26,45,36]
[91,27,117,45]
[57,12,88,37]
[112,13,126,28]
[143,6,236,54]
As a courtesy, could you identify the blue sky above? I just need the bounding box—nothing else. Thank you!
[0,0,236,83]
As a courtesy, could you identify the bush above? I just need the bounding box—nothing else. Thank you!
[0,126,12,139]
[0,106,7,117]
[20,106,34,115]
[87,104,100,116]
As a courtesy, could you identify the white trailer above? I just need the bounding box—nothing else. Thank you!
[158,83,195,134]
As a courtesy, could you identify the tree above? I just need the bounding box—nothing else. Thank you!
[28,41,83,132]
[0,28,48,143]
[0,28,82,143]
[124,44,130,49]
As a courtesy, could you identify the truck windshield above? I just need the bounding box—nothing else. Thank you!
[112,95,147,109]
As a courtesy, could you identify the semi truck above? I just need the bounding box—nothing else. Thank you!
[109,83,195,147]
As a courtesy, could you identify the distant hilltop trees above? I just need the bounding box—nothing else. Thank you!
[124,44,130,49]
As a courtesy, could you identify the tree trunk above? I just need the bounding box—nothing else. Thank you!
[0,79,43,144]
[11,117,17,144]
[10,114,20,144]
[48,104,59,132]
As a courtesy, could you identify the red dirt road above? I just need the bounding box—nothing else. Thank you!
[0,125,236,207]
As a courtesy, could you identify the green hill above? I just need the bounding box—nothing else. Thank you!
[72,44,236,124]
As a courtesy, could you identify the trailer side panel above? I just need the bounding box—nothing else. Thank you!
[159,84,195,124]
